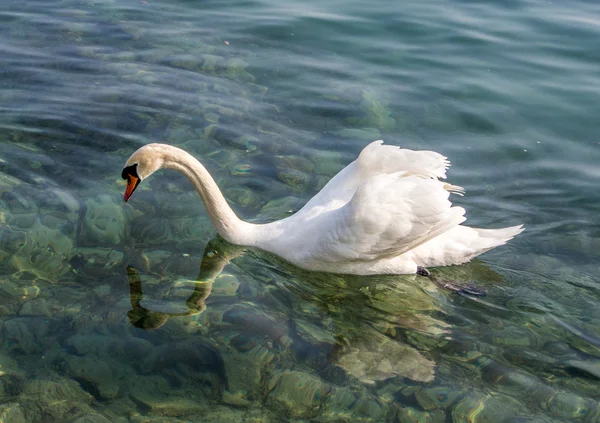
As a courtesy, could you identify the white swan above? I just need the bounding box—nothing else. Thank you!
[121,140,523,275]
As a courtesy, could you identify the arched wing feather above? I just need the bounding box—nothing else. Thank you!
[312,174,466,262]
[357,140,450,180]
[298,141,453,220]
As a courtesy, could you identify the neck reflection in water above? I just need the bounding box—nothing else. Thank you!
[126,238,243,330]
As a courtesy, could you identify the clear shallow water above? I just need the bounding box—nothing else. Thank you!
[1,0,600,421]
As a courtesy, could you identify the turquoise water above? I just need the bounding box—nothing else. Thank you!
[1,0,600,421]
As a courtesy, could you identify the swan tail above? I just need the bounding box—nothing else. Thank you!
[411,224,524,268]
[443,183,465,196]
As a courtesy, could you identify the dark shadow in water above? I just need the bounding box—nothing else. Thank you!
[126,237,245,329]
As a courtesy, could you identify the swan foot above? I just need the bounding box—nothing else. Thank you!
[416,266,486,296]
[416,266,431,277]
[439,281,486,297]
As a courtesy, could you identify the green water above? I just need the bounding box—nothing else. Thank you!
[1,0,599,421]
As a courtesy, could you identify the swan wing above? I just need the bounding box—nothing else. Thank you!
[311,173,466,262]
[298,141,452,218]
[357,140,449,180]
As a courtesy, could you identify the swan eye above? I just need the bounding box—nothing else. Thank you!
[122,163,139,180]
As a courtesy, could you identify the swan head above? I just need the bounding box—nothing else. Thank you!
[121,143,166,202]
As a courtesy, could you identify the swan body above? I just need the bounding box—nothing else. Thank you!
[122,141,523,275]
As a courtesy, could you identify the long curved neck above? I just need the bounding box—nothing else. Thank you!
[159,146,259,245]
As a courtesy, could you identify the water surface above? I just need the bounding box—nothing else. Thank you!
[1,0,600,421]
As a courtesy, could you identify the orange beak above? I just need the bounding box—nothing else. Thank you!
[124,175,139,202]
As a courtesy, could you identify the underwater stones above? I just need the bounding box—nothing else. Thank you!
[170,217,212,244]
[205,148,238,167]
[277,168,310,193]
[221,390,252,407]
[204,112,220,124]
[40,187,80,229]
[277,154,315,174]
[2,190,36,216]
[491,326,540,348]
[275,155,314,193]
[231,135,258,153]
[130,216,172,246]
[129,375,208,417]
[486,366,551,402]
[0,279,39,300]
[451,393,525,423]
[168,56,203,71]
[223,187,260,208]
[64,334,116,356]
[356,88,396,131]
[259,196,303,220]
[193,405,248,423]
[415,386,463,411]
[502,347,558,369]
[333,128,382,142]
[152,338,226,386]
[352,396,387,422]
[293,320,337,346]
[222,345,275,400]
[71,247,124,276]
[64,333,155,369]
[22,378,94,421]
[9,220,73,282]
[267,370,332,418]
[398,407,446,423]
[82,194,126,246]
[319,387,358,421]
[0,354,23,379]
[0,229,26,258]
[335,332,436,384]
[230,163,253,177]
[164,124,197,144]
[542,391,594,420]
[0,403,26,423]
[222,306,286,342]
[19,298,51,317]
[0,171,22,196]
[199,54,221,72]
[211,273,241,296]
[565,359,600,380]
[65,355,119,399]
[71,414,112,423]
[118,337,155,362]
[2,318,43,354]
[226,58,255,83]
[244,82,269,100]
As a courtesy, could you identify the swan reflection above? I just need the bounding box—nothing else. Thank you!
[126,238,244,330]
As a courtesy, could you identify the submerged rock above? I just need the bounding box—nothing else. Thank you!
[398,407,446,423]
[9,220,73,282]
[0,403,26,423]
[415,385,463,411]
[71,414,113,423]
[267,370,332,418]
[128,375,208,417]
[451,392,526,423]
[335,332,436,384]
[542,391,595,420]
[64,355,120,399]
[2,317,46,355]
[21,378,95,422]
[222,345,275,401]
[81,194,126,246]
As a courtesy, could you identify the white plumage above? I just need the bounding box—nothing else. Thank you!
[122,140,523,275]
